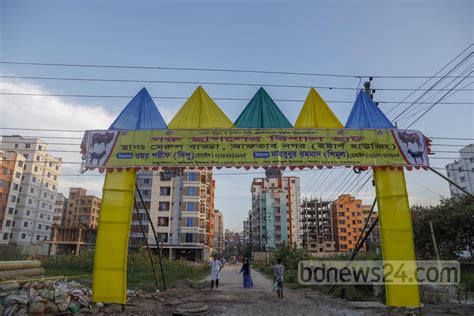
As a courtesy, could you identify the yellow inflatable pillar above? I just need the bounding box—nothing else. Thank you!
[92,170,136,304]
[374,169,420,307]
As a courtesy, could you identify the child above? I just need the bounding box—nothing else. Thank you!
[273,258,285,298]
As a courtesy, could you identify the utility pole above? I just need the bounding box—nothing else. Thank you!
[363,77,380,106]
[428,221,441,262]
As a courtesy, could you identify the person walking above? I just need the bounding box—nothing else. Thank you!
[273,258,285,298]
[239,258,253,288]
[209,255,223,290]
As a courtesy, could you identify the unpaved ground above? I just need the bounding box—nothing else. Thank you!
[123,264,473,315]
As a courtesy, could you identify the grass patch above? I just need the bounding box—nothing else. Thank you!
[42,248,209,292]
[45,262,209,292]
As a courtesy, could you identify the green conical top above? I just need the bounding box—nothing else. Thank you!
[234,88,293,128]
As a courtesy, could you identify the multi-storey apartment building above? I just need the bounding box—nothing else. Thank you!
[445,144,474,196]
[49,188,100,255]
[133,169,215,261]
[65,188,100,228]
[300,199,336,254]
[0,136,61,255]
[213,209,224,255]
[332,194,364,252]
[249,176,301,251]
[243,213,251,247]
[0,151,25,244]
[53,193,68,226]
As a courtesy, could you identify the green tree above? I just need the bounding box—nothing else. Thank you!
[412,195,474,260]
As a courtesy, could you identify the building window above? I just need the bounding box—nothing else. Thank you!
[25,143,31,149]
[160,187,171,196]
[21,233,26,239]
[18,161,24,167]
[32,176,36,182]
[185,233,193,243]
[186,217,194,227]
[14,144,18,148]
[23,222,28,228]
[3,233,8,240]
[460,176,465,182]
[10,195,16,202]
[157,217,169,227]
[158,233,168,242]
[8,207,14,214]
[187,187,198,196]
[34,166,38,172]
[13,183,19,191]
[36,155,40,162]
[187,172,198,181]
[24,154,29,159]
[143,178,150,184]
[15,172,21,179]
[159,202,170,211]
[38,224,42,230]
[5,220,11,227]
[186,202,197,212]
[30,188,35,194]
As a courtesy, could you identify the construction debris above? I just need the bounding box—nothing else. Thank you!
[0,279,87,314]
[0,277,140,315]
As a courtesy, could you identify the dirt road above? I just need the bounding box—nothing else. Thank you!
[128,264,473,315]
[203,263,376,315]
[135,264,385,315]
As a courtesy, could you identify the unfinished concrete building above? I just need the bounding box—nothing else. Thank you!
[300,199,336,254]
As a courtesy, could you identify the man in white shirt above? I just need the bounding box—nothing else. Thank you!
[209,255,223,290]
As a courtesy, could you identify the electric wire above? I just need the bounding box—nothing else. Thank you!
[3,59,474,79]
[385,44,473,116]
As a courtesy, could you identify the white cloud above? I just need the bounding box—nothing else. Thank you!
[0,79,114,197]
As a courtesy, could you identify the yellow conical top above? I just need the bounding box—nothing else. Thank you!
[294,88,343,128]
[168,86,234,128]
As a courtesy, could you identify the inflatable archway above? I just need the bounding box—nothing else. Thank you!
[81,86,430,307]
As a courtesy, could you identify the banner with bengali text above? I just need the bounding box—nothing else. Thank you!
[81,128,430,170]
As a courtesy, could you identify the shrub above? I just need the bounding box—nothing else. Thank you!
[0,245,26,261]
[42,249,94,270]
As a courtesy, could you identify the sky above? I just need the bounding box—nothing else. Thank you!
[1,0,473,231]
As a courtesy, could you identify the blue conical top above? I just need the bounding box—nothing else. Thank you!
[109,87,167,130]
[234,88,293,128]
[345,90,395,128]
